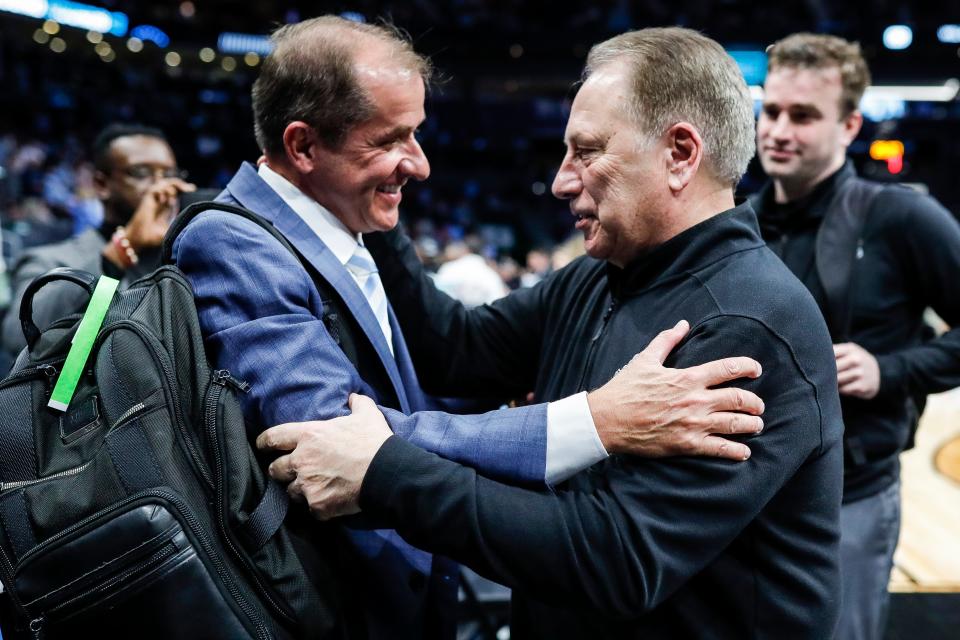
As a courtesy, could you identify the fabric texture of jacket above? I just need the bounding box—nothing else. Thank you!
[751,162,960,502]
[362,203,844,638]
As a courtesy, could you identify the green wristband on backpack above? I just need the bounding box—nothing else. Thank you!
[48,275,119,412]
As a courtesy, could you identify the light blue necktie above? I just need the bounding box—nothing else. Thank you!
[345,245,393,355]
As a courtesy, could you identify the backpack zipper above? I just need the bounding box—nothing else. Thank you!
[93,321,214,490]
[0,461,94,493]
[0,398,164,494]
[206,372,295,627]
[43,540,181,622]
[15,489,272,640]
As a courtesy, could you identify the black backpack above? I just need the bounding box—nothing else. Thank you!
[0,203,351,639]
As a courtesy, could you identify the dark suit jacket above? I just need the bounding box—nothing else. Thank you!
[362,204,844,638]
[2,228,159,360]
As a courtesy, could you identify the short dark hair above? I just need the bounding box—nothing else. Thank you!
[767,33,871,117]
[92,123,167,173]
[251,15,432,155]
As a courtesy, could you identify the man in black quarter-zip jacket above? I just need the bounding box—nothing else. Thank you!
[257,28,844,639]
[752,33,960,640]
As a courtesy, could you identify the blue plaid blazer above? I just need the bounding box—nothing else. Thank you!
[172,162,547,637]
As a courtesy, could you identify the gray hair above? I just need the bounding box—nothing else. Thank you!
[252,16,432,154]
[585,27,755,186]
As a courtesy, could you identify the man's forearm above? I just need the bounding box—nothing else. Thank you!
[876,327,960,397]
[366,229,544,398]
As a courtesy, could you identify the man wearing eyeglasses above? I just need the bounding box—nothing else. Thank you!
[1,123,195,359]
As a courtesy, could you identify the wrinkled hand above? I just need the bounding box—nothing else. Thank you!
[587,320,765,461]
[125,177,196,252]
[834,342,880,399]
[256,394,392,520]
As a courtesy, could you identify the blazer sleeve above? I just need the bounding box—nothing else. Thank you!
[365,228,548,398]
[358,315,840,615]
[174,212,546,484]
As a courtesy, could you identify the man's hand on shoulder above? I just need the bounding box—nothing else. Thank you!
[587,320,765,462]
[257,394,391,520]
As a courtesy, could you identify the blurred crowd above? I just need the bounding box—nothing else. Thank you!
[0,129,585,353]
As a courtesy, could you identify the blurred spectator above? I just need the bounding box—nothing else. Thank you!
[497,255,522,290]
[1,124,194,360]
[42,151,103,235]
[520,247,552,287]
[434,238,508,307]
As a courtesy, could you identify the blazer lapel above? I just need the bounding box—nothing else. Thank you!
[224,163,412,412]
[386,303,425,412]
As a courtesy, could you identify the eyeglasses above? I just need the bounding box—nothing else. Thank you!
[119,165,188,181]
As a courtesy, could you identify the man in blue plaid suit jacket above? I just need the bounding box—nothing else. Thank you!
[173,16,767,640]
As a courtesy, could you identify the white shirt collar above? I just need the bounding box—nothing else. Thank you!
[257,163,361,266]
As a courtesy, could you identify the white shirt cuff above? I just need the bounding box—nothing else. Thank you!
[545,391,608,485]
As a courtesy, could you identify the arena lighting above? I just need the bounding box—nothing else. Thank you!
[0,0,46,18]
[867,79,959,101]
[859,95,906,122]
[749,80,959,104]
[869,140,905,174]
[728,50,767,85]
[0,0,127,36]
[339,11,365,23]
[882,25,913,50]
[869,140,904,160]
[217,32,273,56]
[938,25,960,44]
[130,25,170,48]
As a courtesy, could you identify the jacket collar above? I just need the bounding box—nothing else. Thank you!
[753,160,856,223]
[607,202,765,298]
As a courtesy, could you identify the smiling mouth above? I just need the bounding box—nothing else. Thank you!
[376,184,402,194]
[764,147,797,158]
[573,212,597,232]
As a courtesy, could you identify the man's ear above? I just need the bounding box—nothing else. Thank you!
[92,169,110,201]
[282,122,320,174]
[840,109,863,148]
[665,122,703,194]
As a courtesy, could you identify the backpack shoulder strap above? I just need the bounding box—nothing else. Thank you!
[162,200,298,264]
[814,178,885,341]
[162,201,360,369]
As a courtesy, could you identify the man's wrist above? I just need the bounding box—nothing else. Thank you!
[101,241,128,272]
[875,352,907,396]
[545,392,608,484]
[358,434,405,514]
[586,388,617,451]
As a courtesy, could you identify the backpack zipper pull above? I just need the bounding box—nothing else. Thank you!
[40,365,58,402]
[29,615,44,639]
[212,370,250,393]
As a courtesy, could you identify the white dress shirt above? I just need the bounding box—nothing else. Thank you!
[257,163,607,484]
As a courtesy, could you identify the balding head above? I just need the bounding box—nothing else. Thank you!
[252,16,432,155]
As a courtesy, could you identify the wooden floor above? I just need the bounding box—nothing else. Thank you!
[890,388,960,593]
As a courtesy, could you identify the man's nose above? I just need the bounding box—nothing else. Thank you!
[552,157,581,199]
[769,113,792,140]
[399,138,430,181]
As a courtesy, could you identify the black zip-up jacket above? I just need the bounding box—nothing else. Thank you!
[751,162,960,502]
[362,204,843,638]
